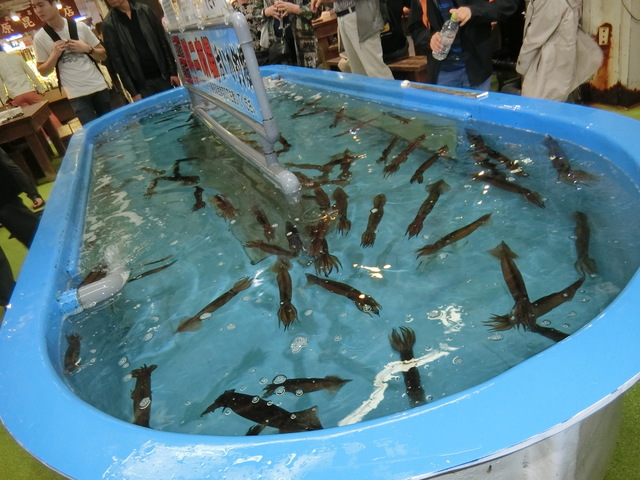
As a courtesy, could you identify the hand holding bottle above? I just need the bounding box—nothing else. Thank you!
[449,7,471,26]
[432,13,459,61]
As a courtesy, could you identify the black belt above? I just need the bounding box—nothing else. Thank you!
[336,6,356,17]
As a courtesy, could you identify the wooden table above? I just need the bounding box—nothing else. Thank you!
[327,55,429,83]
[42,89,78,125]
[312,16,338,67]
[0,101,65,181]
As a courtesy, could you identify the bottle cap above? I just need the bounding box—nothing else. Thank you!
[450,12,458,22]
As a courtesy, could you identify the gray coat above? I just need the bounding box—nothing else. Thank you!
[355,0,385,43]
[516,0,602,101]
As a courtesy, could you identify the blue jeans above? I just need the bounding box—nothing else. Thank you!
[69,88,112,125]
[437,68,492,91]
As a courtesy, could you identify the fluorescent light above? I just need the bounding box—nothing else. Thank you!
[10,13,20,21]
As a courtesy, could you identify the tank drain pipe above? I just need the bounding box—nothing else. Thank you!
[58,267,129,315]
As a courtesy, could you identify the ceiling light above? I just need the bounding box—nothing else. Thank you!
[10,12,20,22]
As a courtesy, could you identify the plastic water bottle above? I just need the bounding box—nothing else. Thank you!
[432,14,459,61]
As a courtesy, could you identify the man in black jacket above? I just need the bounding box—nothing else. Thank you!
[102,0,180,101]
[0,147,42,307]
[408,0,519,90]
[0,148,41,248]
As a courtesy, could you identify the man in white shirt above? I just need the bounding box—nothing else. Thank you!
[0,45,62,129]
[32,0,111,125]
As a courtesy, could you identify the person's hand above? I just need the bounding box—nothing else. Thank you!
[275,1,301,16]
[52,40,67,57]
[133,94,142,102]
[450,6,471,26]
[66,39,91,54]
[310,0,325,14]
[170,76,181,87]
[430,31,443,54]
[264,4,282,20]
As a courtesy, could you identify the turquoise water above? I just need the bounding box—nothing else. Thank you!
[62,80,640,436]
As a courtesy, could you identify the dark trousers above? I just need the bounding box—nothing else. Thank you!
[0,246,14,307]
[0,197,40,248]
[139,77,173,99]
[69,88,112,125]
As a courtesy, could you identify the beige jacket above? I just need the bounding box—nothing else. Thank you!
[516,0,603,102]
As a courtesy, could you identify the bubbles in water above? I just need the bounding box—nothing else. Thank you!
[185,400,192,406]
[260,377,268,384]
[143,332,153,341]
[239,385,247,391]
[224,409,232,415]
[568,311,577,317]
[273,375,287,384]
[248,368,256,374]
[334,335,342,342]
[123,373,132,382]
[200,313,212,320]
[251,396,260,404]
[304,310,313,317]
[487,333,503,341]
[118,357,128,367]
[290,336,308,354]
[275,386,286,395]
[139,397,151,409]
[340,312,348,317]
[226,323,236,330]
[562,323,571,329]
[452,356,464,365]
[540,319,551,326]
[290,414,297,420]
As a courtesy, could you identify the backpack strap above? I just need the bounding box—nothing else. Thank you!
[42,18,103,91]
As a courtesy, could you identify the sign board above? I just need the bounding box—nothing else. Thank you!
[0,1,80,38]
[170,26,262,124]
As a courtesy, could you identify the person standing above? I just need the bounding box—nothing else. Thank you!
[408,0,520,90]
[310,0,394,79]
[0,147,43,310]
[233,0,270,65]
[0,147,42,248]
[0,246,15,309]
[516,0,603,102]
[101,0,180,101]
[0,45,63,129]
[255,0,318,68]
[32,0,111,125]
